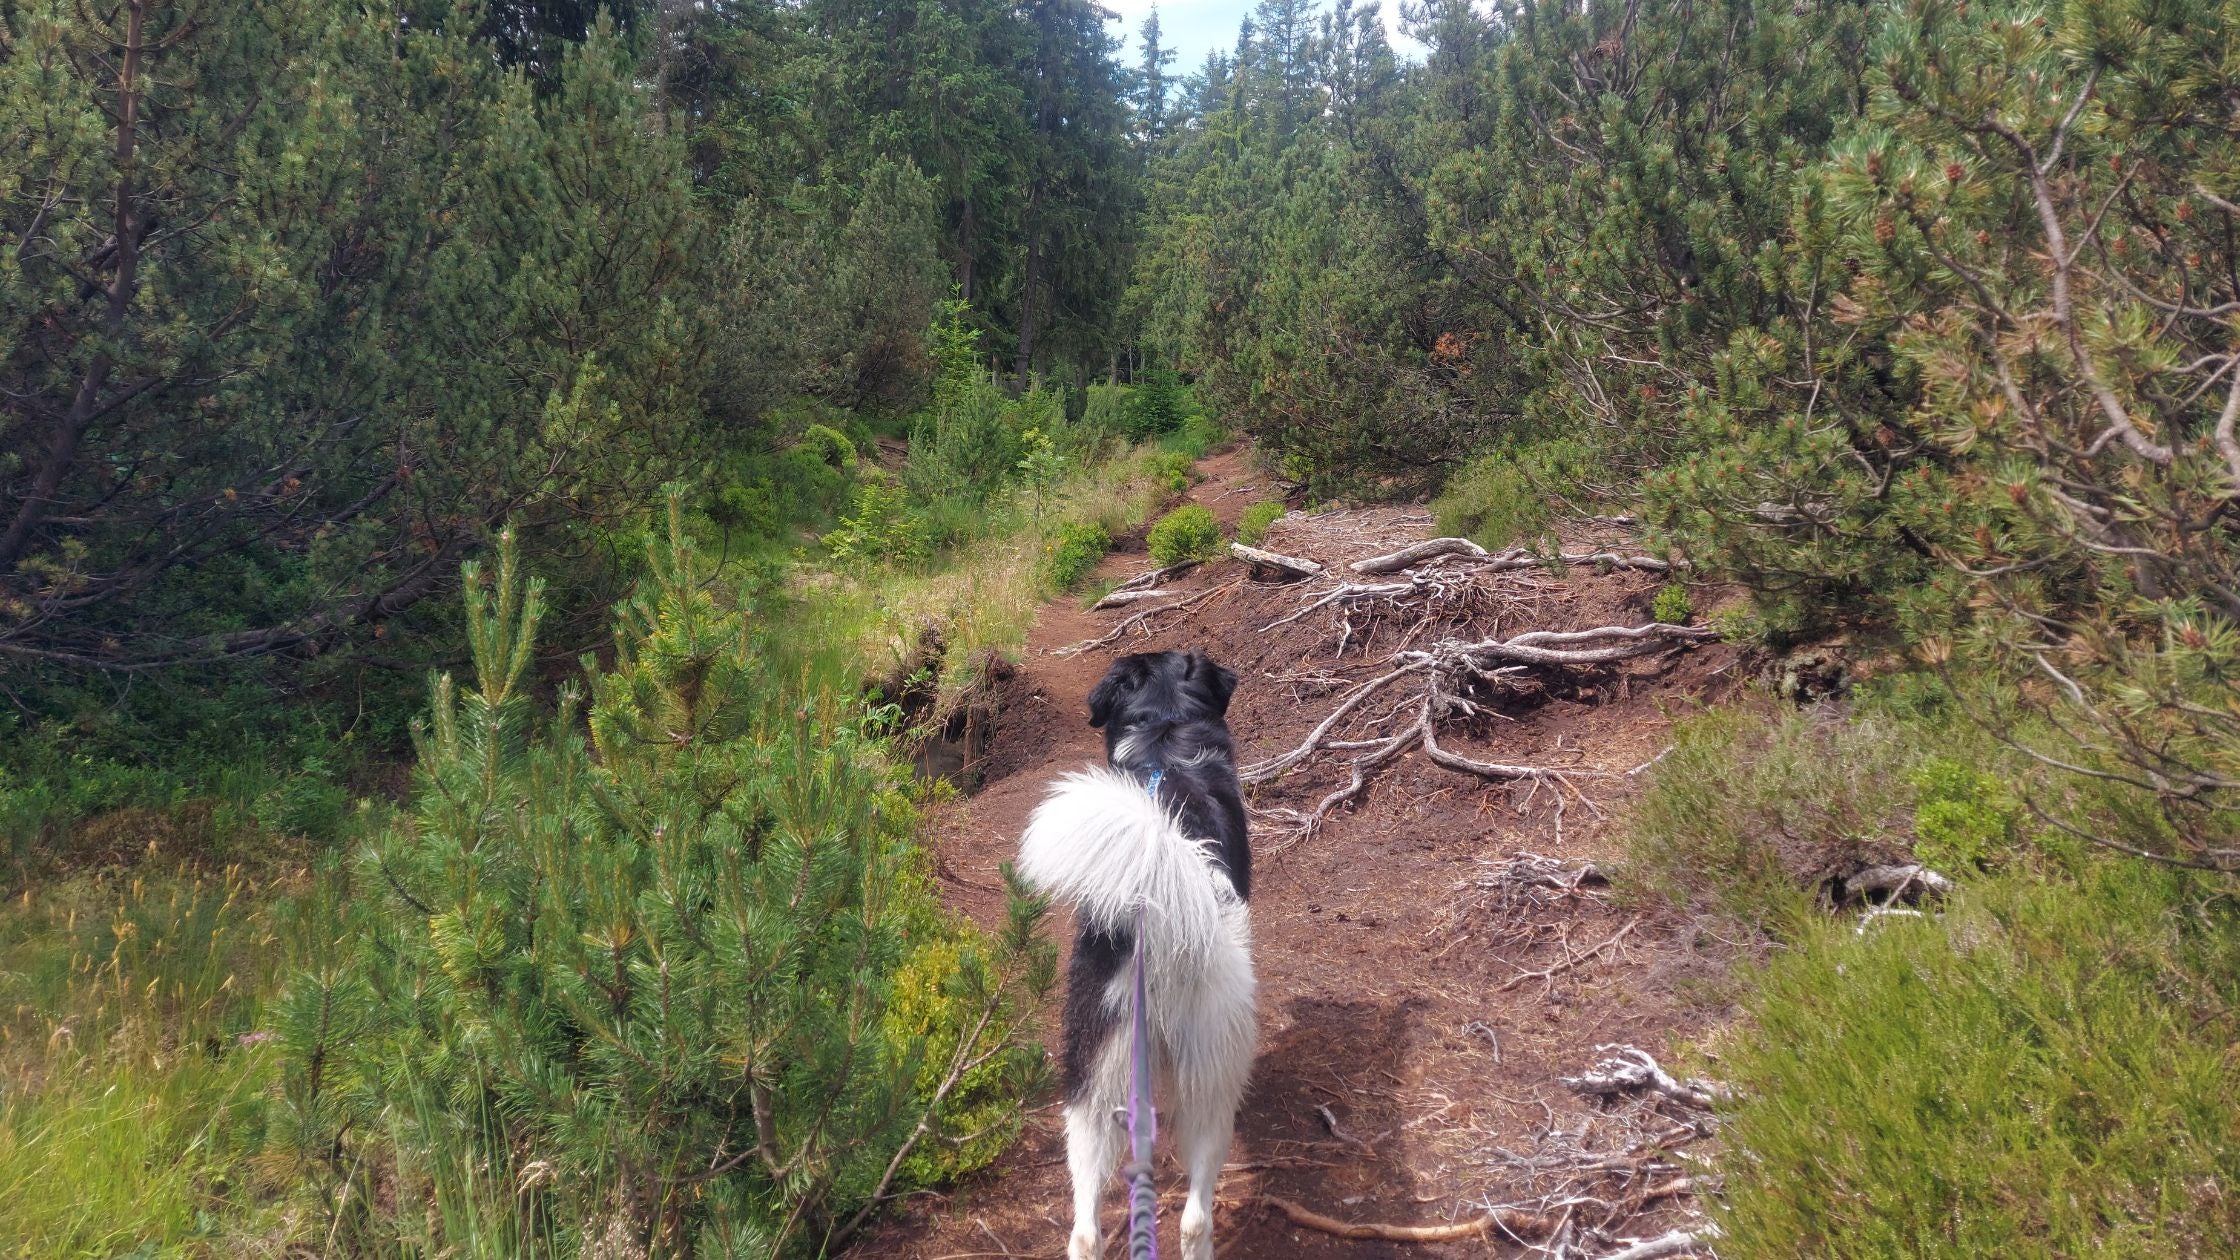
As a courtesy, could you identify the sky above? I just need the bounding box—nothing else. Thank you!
[1099,0,1424,73]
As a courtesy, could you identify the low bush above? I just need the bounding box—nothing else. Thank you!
[825,476,930,570]
[1147,504,1222,568]
[1043,521,1111,592]
[1431,437,1601,550]
[800,421,859,470]
[1236,501,1286,547]
[1714,860,2240,1258]
[1148,450,1196,494]
[1651,582,1693,625]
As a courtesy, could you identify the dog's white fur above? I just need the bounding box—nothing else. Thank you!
[1018,766,1256,1260]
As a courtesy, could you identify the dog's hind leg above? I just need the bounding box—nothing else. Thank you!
[1063,1086,1124,1260]
[1172,1102,1234,1260]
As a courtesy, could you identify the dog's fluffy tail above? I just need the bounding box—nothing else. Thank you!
[1017,766,1232,965]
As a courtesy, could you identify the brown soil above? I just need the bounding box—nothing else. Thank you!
[862,443,1746,1259]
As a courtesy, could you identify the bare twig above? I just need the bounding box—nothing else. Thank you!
[1499,915,1643,992]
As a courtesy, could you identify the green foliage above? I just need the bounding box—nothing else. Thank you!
[1908,758,2022,872]
[826,477,932,571]
[275,506,1054,1256]
[0,865,291,1254]
[1125,368,1191,439]
[1015,427,1069,521]
[1431,438,1605,550]
[1044,521,1112,592]
[801,423,860,470]
[1236,501,1286,548]
[1146,504,1222,568]
[1148,450,1196,494]
[1713,861,2240,1258]
[1651,583,1694,626]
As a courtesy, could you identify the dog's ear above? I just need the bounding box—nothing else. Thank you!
[1186,651,1239,716]
[1086,657,1138,728]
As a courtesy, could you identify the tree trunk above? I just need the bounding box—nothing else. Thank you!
[0,0,147,570]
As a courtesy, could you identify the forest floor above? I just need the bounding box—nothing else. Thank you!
[861,444,1751,1259]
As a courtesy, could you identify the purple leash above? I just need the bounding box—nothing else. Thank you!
[1124,770,1165,1260]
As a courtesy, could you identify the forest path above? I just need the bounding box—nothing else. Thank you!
[859,444,1743,1260]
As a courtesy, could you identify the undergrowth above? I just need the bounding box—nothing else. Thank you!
[1625,680,2240,1258]
[1716,860,2240,1257]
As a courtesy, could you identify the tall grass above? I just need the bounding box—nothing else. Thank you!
[0,865,294,1255]
[788,443,1173,707]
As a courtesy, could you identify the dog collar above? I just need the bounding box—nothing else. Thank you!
[1145,769,1165,796]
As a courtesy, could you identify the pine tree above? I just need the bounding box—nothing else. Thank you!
[277,498,1055,1255]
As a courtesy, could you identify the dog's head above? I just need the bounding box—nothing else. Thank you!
[1085,650,1238,741]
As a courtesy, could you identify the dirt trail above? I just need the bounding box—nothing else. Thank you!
[862,445,1745,1259]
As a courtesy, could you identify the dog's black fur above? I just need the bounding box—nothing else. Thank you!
[1059,649,1251,1097]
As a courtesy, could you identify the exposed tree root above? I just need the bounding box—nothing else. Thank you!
[1241,621,1714,838]
[1562,1045,1732,1111]
[1051,580,1241,657]
[1260,1194,1559,1243]
[1498,915,1643,993]
[1595,1229,1718,1260]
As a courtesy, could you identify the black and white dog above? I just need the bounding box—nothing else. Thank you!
[1017,650,1256,1260]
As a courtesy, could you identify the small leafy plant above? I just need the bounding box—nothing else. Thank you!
[1044,520,1111,591]
[1236,501,1285,547]
[1147,504,1222,568]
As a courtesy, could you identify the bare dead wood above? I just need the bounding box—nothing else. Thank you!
[1351,537,1490,574]
[1261,1194,1559,1243]
[1562,1045,1731,1110]
[1232,541,1325,580]
[1592,1229,1716,1260]
[1087,587,1173,611]
[1106,560,1199,596]
[1847,862,1955,901]
[1351,539,1682,578]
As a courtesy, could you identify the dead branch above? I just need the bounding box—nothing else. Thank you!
[1106,560,1199,596]
[1244,620,1715,839]
[1051,580,1241,658]
[1846,863,1955,902]
[1352,537,1490,573]
[1260,1194,1559,1244]
[1232,541,1325,580]
[1592,1229,1717,1260]
[1562,1046,1731,1111]
[1499,915,1642,992]
[1087,587,1173,611]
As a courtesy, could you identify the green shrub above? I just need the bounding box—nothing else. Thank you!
[1147,504,1222,568]
[825,476,930,570]
[1908,757,2022,871]
[1043,521,1111,591]
[275,508,1055,1255]
[1431,438,1600,550]
[1161,411,1226,460]
[1236,501,1286,547]
[1125,368,1189,439]
[1651,582,1693,625]
[1148,450,1196,494]
[800,422,859,470]
[1713,861,2240,1258]
[1625,707,1930,936]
